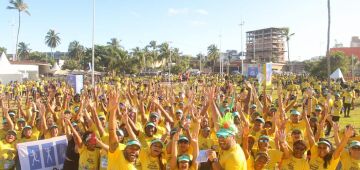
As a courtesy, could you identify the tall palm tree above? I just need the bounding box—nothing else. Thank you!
[146,40,158,68]
[158,42,171,68]
[7,0,30,61]
[207,44,220,72]
[131,47,145,72]
[326,0,331,86]
[68,41,85,62]
[282,28,295,72]
[107,38,122,49]
[45,29,61,59]
[17,42,30,60]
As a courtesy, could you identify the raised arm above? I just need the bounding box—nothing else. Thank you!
[108,90,120,153]
[66,119,83,149]
[170,130,180,170]
[333,126,354,159]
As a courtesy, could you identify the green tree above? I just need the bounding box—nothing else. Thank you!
[305,51,351,79]
[0,47,7,54]
[17,42,30,60]
[131,47,145,72]
[7,0,30,61]
[68,41,85,61]
[207,44,219,72]
[107,38,122,49]
[45,29,61,59]
[282,27,295,71]
[62,59,79,70]
[158,42,171,68]
[146,40,158,68]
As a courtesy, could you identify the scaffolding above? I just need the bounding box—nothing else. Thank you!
[246,27,286,63]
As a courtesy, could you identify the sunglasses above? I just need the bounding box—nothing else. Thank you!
[216,134,230,139]
[259,139,269,143]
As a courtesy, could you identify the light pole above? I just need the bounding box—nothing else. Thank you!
[287,33,295,72]
[91,0,95,87]
[219,34,222,75]
[239,21,245,74]
[167,41,173,84]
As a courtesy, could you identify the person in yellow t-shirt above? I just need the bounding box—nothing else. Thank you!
[137,122,162,148]
[280,140,310,170]
[343,88,354,117]
[285,110,306,137]
[66,119,100,170]
[307,122,354,170]
[0,130,17,170]
[108,140,141,170]
[254,135,283,169]
[340,140,360,170]
[207,127,247,170]
[138,138,166,170]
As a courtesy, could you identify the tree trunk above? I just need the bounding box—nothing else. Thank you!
[326,0,331,86]
[15,11,21,61]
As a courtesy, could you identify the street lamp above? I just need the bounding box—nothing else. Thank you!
[239,21,245,75]
[91,0,95,87]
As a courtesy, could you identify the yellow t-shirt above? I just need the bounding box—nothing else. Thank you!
[254,149,282,169]
[309,144,340,170]
[198,135,215,150]
[333,100,343,116]
[138,148,166,170]
[285,120,306,136]
[280,155,310,170]
[340,150,360,170]
[219,144,247,170]
[0,140,16,169]
[343,91,354,104]
[78,147,100,170]
[108,146,137,170]
[138,132,161,149]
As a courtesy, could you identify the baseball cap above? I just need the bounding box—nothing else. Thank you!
[290,110,301,116]
[216,128,235,138]
[250,104,257,109]
[349,141,360,148]
[177,154,191,162]
[126,140,141,148]
[150,138,164,147]
[145,122,156,128]
[179,136,189,142]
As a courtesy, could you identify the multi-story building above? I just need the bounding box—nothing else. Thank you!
[246,27,286,63]
[351,36,360,47]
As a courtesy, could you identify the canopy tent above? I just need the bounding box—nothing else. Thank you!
[330,68,345,82]
[49,63,61,73]
[53,69,70,76]
[0,52,22,84]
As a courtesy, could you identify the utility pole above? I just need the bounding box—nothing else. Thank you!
[91,0,95,87]
[239,21,245,75]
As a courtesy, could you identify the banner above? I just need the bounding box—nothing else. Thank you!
[247,64,259,77]
[17,135,68,170]
[264,63,272,86]
[67,74,84,94]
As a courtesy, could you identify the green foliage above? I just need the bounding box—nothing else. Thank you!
[0,47,7,54]
[62,59,79,70]
[305,51,351,78]
[17,42,31,60]
[207,44,219,72]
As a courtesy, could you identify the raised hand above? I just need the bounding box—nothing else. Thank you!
[107,90,119,113]
[345,126,355,138]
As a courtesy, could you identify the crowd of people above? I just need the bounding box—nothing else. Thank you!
[0,74,359,170]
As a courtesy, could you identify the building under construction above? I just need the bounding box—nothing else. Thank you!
[246,27,286,63]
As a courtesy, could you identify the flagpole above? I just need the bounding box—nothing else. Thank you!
[91,0,95,87]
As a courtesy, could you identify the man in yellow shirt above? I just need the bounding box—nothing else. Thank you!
[343,88,354,117]
[340,140,360,169]
[207,127,247,169]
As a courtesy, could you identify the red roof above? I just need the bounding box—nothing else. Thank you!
[330,47,360,59]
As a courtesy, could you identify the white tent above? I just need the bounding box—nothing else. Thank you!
[330,68,345,82]
[49,63,61,73]
[0,52,22,84]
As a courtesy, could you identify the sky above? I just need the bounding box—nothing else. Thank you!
[0,0,359,61]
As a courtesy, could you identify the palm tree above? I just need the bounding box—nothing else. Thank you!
[207,44,220,72]
[131,47,145,72]
[7,0,30,61]
[326,0,331,86]
[68,41,85,62]
[282,28,295,72]
[146,41,158,68]
[107,38,122,49]
[17,42,30,60]
[45,29,61,59]
[158,42,171,68]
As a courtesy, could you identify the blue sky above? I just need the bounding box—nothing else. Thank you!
[0,0,359,61]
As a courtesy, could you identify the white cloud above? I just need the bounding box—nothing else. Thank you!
[190,20,207,27]
[168,8,189,16]
[195,9,209,15]
[130,11,141,18]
